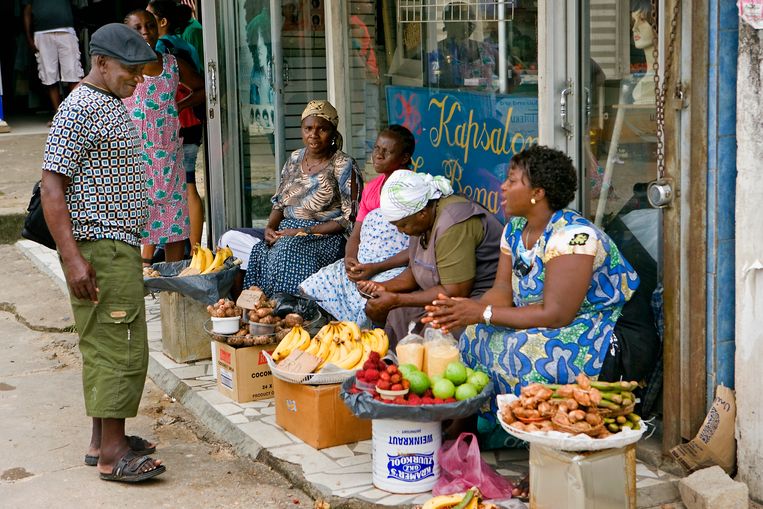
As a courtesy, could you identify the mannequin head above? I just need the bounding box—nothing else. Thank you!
[631,0,656,50]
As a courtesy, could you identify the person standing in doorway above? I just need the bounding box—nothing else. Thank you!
[40,23,166,482]
[22,0,84,124]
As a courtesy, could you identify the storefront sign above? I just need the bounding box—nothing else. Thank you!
[386,86,538,218]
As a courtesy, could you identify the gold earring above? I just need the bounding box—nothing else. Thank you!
[531,198,536,205]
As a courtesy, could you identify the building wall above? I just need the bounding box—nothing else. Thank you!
[705,0,738,399]
[736,12,763,503]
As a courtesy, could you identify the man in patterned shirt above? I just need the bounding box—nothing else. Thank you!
[40,24,166,483]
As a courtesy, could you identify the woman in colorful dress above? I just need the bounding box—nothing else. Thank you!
[123,10,204,264]
[299,125,414,325]
[230,100,361,296]
[424,145,639,447]
[147,0,206,251]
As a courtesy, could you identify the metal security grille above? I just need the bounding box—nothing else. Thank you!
[397,0,517,24]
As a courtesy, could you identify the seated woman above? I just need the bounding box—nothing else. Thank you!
[357,170,504,344]
[222,100,362,296]
[299,125,414,325]
[424,145,640,447]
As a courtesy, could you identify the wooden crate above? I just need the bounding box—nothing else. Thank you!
[159,291,212,363]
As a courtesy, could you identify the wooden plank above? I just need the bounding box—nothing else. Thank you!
[160,292,213,363]
[686,0,709,441]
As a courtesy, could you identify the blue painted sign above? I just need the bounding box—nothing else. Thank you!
[386,86,538,218]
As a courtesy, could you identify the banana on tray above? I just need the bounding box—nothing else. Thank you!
[271,321,390,372]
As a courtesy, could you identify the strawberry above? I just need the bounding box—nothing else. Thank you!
[422,397,434,405]
[423,389,434,398]
[363,361,376,371]
[445,397,457,403]
[433,398,445,404]
[379,371,391,381]
[368,351,381,361]
[390,383,403,391]
[390,373,402,384]
[349,387,361,394]
[408,394,421,405]
[393,396,407,405]
[386,364,398,374]
[365,369,379,382]
[402,380,411,389]
[355,369,365,380]
[377,380,391,390]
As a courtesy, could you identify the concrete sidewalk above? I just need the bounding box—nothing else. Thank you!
[17,239,683,509]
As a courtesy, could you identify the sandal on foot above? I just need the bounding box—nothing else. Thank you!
[84,435,157,466]
[99,450,166,483]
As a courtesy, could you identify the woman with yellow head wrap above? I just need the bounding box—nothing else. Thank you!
[220,100,363,296]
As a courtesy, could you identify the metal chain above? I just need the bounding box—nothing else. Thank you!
[650,0,681,180]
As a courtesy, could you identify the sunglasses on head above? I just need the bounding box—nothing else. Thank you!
[513,257,533,278]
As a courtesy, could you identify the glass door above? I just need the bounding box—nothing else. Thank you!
[580,0,663,417]
[203,0,328,235]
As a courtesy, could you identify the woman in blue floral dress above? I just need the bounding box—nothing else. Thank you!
[424,145,639,447]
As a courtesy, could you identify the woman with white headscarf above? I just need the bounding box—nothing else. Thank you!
[357,170,503,344]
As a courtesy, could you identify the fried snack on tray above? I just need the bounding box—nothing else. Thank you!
[501,374,642,438]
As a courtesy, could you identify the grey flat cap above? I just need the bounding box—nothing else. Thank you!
[90,23,157,65]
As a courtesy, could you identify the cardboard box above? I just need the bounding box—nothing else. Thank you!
[214,341,275,403]
[274,378,371,449]
[529,443,636,509]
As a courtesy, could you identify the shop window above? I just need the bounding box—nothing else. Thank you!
[346,1,539,218]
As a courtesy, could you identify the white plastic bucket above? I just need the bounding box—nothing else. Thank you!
[371,419,441,493]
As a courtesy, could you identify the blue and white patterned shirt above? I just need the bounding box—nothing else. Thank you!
[42,84,148,246]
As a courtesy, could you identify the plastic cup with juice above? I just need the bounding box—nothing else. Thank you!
[396,341,425,371]
[425,342,460,378]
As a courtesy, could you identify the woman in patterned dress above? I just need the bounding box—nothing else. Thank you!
[424,145,639,447]
[234,100,362,296]
[299,125,414,325]
[123,10,204,263]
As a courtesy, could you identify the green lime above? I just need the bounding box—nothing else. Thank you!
[467,372,490,392]
[455,383,478,401]
[432,378,456,400]
[444,361,468,386]
[407,370,431,396]
[398,363,418,379]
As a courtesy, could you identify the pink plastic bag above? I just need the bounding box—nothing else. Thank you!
[433,432,515,498]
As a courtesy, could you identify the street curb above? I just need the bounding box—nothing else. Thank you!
[15,240,68,295]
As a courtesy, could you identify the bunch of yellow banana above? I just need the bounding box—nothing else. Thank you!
[270,325,311,362]
[179,245,234,276]
[359,328,389,358]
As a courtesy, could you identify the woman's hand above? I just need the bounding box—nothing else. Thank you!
[356,280,385,297]
[346,262,379,282]
[364,289,398,317]
[264,227,279,245]
[275,228,304,237]
[344,256,359,273]
[423,293,485,332]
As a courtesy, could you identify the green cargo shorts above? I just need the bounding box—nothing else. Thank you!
[69,240,148,418]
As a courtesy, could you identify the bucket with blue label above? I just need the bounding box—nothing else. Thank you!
[371,419,442,493]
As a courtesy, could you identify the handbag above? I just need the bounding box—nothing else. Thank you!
[21,180,56,250]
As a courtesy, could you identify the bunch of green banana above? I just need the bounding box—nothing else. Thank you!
[588,380,639,413]
[270,325,311,362]
[604,413,642,433]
